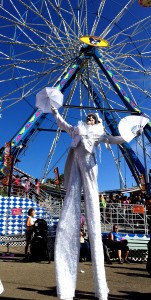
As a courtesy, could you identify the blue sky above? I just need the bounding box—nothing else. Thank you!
[0,0,151,191]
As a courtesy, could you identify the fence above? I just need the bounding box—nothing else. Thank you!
[100,203,151,235]
[1,168,150,235]
[0,200,150,259]
[10,183,50,203]
[0,208,55,256]
[0,202,151,236]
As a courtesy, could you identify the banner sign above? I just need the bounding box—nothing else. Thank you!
[11,208,22,216]
[132,205,145,214]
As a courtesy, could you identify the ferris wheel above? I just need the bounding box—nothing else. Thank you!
[0,0,151,192]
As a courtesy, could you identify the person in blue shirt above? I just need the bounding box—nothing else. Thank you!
[108,225,129,264]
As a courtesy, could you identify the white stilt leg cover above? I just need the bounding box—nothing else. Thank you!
[55,144,108,300]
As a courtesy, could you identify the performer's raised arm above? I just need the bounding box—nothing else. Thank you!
[98,134,125,145]
[96,114,148,146]
[51,106,74,135]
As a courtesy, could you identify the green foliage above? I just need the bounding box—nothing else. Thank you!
[59,174,64,182]
[0,186,8,196]
[46,178,55,184]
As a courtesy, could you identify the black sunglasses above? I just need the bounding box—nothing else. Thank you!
[86,116,96,121]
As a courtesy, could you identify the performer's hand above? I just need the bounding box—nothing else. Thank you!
[51,105,58,115]
[136,127,143,137]
[95,112,102,124]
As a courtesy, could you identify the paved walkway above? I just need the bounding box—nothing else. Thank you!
[0,258,151,300]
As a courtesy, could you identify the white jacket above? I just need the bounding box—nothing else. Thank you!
[54,112,125,188]
[54,112,125,153]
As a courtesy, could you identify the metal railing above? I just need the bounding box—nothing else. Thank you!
[0,201,150,239]
[9,177,64,206]
[45,201,151,235]
[100,203,151,235]
[0,210,51,232]
[10,184,49,203]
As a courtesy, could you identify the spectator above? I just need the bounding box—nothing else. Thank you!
[139,193,146,205]
[35,178,40,202]
[122,196,130,220]
[12,174,21,196]
[80,214,86,230]
[99,194,106,224]
[25,208,36,259]
[108,225,130,264]
[80,229,90,262]
[105,195,110,222]
[24,177,31,198]
[35,178,40,195]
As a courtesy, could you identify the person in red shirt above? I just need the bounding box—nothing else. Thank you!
[35,178,40,195]
[12,175,21,196]
[24,177,31,198]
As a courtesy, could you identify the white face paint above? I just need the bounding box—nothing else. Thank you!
[86,115,96,126]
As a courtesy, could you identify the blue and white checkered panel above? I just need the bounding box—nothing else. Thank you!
[0,196,51,235]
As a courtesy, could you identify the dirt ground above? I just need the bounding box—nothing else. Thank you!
[0,256,151,300]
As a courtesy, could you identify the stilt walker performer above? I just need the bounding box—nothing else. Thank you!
[36,87,148,300]
[51,107,125,300]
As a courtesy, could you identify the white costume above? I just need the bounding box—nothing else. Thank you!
[54,112,125,300]
[0,280,4,294]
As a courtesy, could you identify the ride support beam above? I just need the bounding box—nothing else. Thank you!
[10,54,86,158]
[93,48,151,144]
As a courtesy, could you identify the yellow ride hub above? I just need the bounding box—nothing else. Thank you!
[79,36,109,47]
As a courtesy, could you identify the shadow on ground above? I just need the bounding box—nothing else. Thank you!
[108,291,151,300]
[18,286,57,297]
[0,298,30,300]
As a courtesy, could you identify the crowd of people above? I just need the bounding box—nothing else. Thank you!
[12,175,41,200]
[99,192,147,208]
[99,192,151,224]
[24,208,130,266]
[79,213,131,265]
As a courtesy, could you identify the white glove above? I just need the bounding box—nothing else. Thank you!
[136,127,143,137]
[95,112,102,124]
[51,106,58,115]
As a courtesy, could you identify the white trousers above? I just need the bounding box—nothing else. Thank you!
[55,145,108,300]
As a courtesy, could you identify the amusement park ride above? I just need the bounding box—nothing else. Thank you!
[0,0,151,195]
